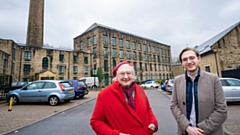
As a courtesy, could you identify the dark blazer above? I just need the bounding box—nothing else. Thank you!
[170,71,227,135]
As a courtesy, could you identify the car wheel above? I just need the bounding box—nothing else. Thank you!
[92,85,97,89]
[151,86,154,89]
[48,96,59,106]
[9,95,18,105]
[79,95,85,98]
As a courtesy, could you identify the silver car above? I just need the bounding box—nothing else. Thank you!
[220,78,240,102]
[165,79,174,92]
[6,80,75,106]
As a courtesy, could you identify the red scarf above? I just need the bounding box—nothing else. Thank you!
[123,82,136,110]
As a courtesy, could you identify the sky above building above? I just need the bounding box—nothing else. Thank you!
[1,0,240,57]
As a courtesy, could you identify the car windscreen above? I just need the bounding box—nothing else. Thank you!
[60,82,72,88]
[78,81,87,86]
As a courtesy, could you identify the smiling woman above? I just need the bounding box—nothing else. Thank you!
[90,61,158,135]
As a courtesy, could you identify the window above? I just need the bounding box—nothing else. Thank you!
[139,53,142,60]
[93,48,97,57]
[84,66,88,73]
[126,41,130,48]
[144,54,147,60]
[120,50,124,58]
[113,60,116,69]
[73,56,78,63]
[138,43,141,50]
[104,48,108,58]
[132,42,136,49]
[93,36,96,44]
[119,39,123,47]
[158,56,160,62]
[152,46,155,53]
[84,57,88,64]
[42,57,48,69]
[153,55,156,62]
[150,64,152,71]
[104,60,108,71]
[59,66,64,73]
[158,64,160,71]
[87,38,91,47]
[59,54,64,62]
[145,63,148,71]
[80,41,83,49]
[58,77,64,80]
[73,66,78,73]
[205,66,211,72]
[162,65,165,71]
[159,48,162,54]
[126,51,130,59]
[139,63,142,70]
[149,54,152,62]
[104,36,108,46]
[73,77,78,80]
[24,51,31,60]
[23,64,31,73]
[154,64,157,71]
[133,62,137,70]
[143,45,146,51]
[146,73,148,80]
[133,52,137,60]
[112,37,116,46]
[148,46,151,52]
[3,59,7,72]
[112,49,116,57]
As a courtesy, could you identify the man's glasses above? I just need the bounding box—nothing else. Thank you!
[182,56,196,62]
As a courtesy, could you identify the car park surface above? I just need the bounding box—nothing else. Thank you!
[6,80,75,106]
[220,78,240,102]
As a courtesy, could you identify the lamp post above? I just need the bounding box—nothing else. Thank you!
[93,59,96,88]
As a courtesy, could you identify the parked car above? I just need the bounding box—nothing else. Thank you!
[141,80,160,88]
[67,80,89,99]
[165,79,174,92]
[6,80,75,106]
[220,78,240,102]
[1,81,30,93]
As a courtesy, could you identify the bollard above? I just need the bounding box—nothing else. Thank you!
[8,97,12,111]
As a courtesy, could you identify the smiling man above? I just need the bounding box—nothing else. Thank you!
[170,47,227,135]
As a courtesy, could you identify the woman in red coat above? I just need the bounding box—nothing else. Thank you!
[90,61,158,135]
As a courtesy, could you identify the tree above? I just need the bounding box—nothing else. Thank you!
[97,67,104,86]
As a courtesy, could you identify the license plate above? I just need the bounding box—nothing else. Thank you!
[68,89,73,93]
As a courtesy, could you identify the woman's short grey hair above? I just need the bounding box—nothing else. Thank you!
[112,64,136,82]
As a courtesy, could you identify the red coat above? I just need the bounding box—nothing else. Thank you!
[90,81,158,135]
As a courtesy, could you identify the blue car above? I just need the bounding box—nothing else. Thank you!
[67,80,89,99]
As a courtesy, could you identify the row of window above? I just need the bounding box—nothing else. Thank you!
[79,35,170,56]
[103,60,171,72]
[101,48,171,63]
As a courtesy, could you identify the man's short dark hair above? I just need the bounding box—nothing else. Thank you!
[179,47,200,63]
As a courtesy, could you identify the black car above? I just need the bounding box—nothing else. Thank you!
[1,82,30,93]
[67,80,89,98]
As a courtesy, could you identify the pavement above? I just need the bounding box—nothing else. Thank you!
[0,89,240,135]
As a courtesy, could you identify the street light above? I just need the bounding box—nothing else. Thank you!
[93,59,97,88]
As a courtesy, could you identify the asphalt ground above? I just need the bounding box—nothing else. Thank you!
[0,89,240,135]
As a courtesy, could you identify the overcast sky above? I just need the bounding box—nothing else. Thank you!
[1,0,240,57]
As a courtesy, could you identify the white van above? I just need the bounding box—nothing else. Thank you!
[79,77,99,88]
